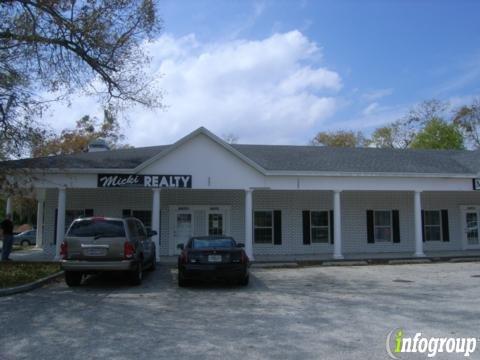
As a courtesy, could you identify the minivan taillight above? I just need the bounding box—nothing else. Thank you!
[124,242,135,259]
[60,241,68,260]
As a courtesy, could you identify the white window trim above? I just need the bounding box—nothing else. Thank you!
[310,210,330,244]
[254,210,274,245]
[373,210,393,243]
[423,209,442,242]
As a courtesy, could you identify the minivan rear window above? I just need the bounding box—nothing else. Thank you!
[68,219,125,238]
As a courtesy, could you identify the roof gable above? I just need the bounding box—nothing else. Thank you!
[133,127,266,174]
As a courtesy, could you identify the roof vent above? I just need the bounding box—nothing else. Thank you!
[87,138,110,152]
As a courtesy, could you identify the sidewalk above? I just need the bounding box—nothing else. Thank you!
[0,246,56,262]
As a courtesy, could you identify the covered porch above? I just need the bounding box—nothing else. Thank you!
[6,187,480,262]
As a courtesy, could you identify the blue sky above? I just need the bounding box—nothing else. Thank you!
[48,0,480,145]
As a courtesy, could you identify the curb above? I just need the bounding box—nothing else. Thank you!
[321,260,369,266]
[252,262,299,269]
[0,271,64,297]
[388,259,432,265]
[448,257,480,263]
[251,256,480,268]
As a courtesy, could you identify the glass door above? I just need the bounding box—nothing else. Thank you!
[463,207,480,248]
[174,212,193,253]
[208,212,224,235]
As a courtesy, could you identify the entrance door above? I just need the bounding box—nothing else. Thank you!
[207,212,224,235]
[462,206,480,249]
[174,212,193,253]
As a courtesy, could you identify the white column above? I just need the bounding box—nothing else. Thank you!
[5,196,12,215]
[55,188,66,259]
[414,190,425,257]
[333,190,344,259]
[151,188,161,262]
[244,189,254,260]
[36,200,44,248]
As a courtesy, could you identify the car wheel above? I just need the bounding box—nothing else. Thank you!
[65,271,82,287]
[21,240,30,247]
[130,262,143,285]
[238,275,249,286]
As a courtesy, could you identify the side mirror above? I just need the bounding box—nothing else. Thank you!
[236,243,245,248]
[147,229,157,237]
[177,244,184,250]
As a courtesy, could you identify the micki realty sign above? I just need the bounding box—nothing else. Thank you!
[97,174,192,188]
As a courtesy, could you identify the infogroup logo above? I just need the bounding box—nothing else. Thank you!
[386,329,478,358]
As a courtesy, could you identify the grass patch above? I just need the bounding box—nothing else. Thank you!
[0,262,61,289]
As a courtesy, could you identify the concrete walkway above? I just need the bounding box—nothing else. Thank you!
[9,247,55,262]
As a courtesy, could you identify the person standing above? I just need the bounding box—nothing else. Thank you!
[1,214,14,261]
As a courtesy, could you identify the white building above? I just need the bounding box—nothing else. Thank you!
[3,127,480,261]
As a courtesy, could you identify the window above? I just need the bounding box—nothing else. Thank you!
[190,238,235,249]
[424,210,441,241]
[132,210,152,230]
[127,220,139,237]
[311,211,329,243]
[208,213,224,235]
[254,211,273,244]
[66,209,87,231]
[374,210,392,242]
[68,219,125,237]
[135,220,147,237]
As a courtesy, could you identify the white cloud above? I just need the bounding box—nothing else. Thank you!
[362,102,379,116]
[361,88,393,102]
[44,30,342,145]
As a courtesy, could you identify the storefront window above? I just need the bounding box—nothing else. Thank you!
[254,211,273,244]
[424,210,441,241]
[311,211,329,243]
[374,210,392,242]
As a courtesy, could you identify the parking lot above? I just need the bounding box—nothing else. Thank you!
[1,262,480,359]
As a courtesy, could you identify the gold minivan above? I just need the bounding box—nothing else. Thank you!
[60,217,157,286]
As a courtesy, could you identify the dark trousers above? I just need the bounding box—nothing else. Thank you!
[1,234,13,260]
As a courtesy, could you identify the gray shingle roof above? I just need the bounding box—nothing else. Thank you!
[231,145,480,174]
[1,143,480,175]
[1,145,169,170]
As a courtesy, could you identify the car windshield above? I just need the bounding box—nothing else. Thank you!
[191,238,235,249]
[68,219,125,238]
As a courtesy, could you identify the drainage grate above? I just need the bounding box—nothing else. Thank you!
[393,279,414,283]
[471,275,480,278]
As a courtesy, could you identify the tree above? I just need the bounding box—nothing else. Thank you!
[370,120,416,149]
[453,98,480,149]
[31,111,130,157]
[410,118,464,150]
[0,0,161,158]
[370,99,450,149]
[311,130,368,147]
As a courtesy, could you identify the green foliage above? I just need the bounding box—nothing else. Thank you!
[410,118,464,150]
[0,0,162,159]
[31,111,130,157]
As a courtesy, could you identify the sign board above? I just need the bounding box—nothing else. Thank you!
[473,179,480,191]
[97,174,192,188]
